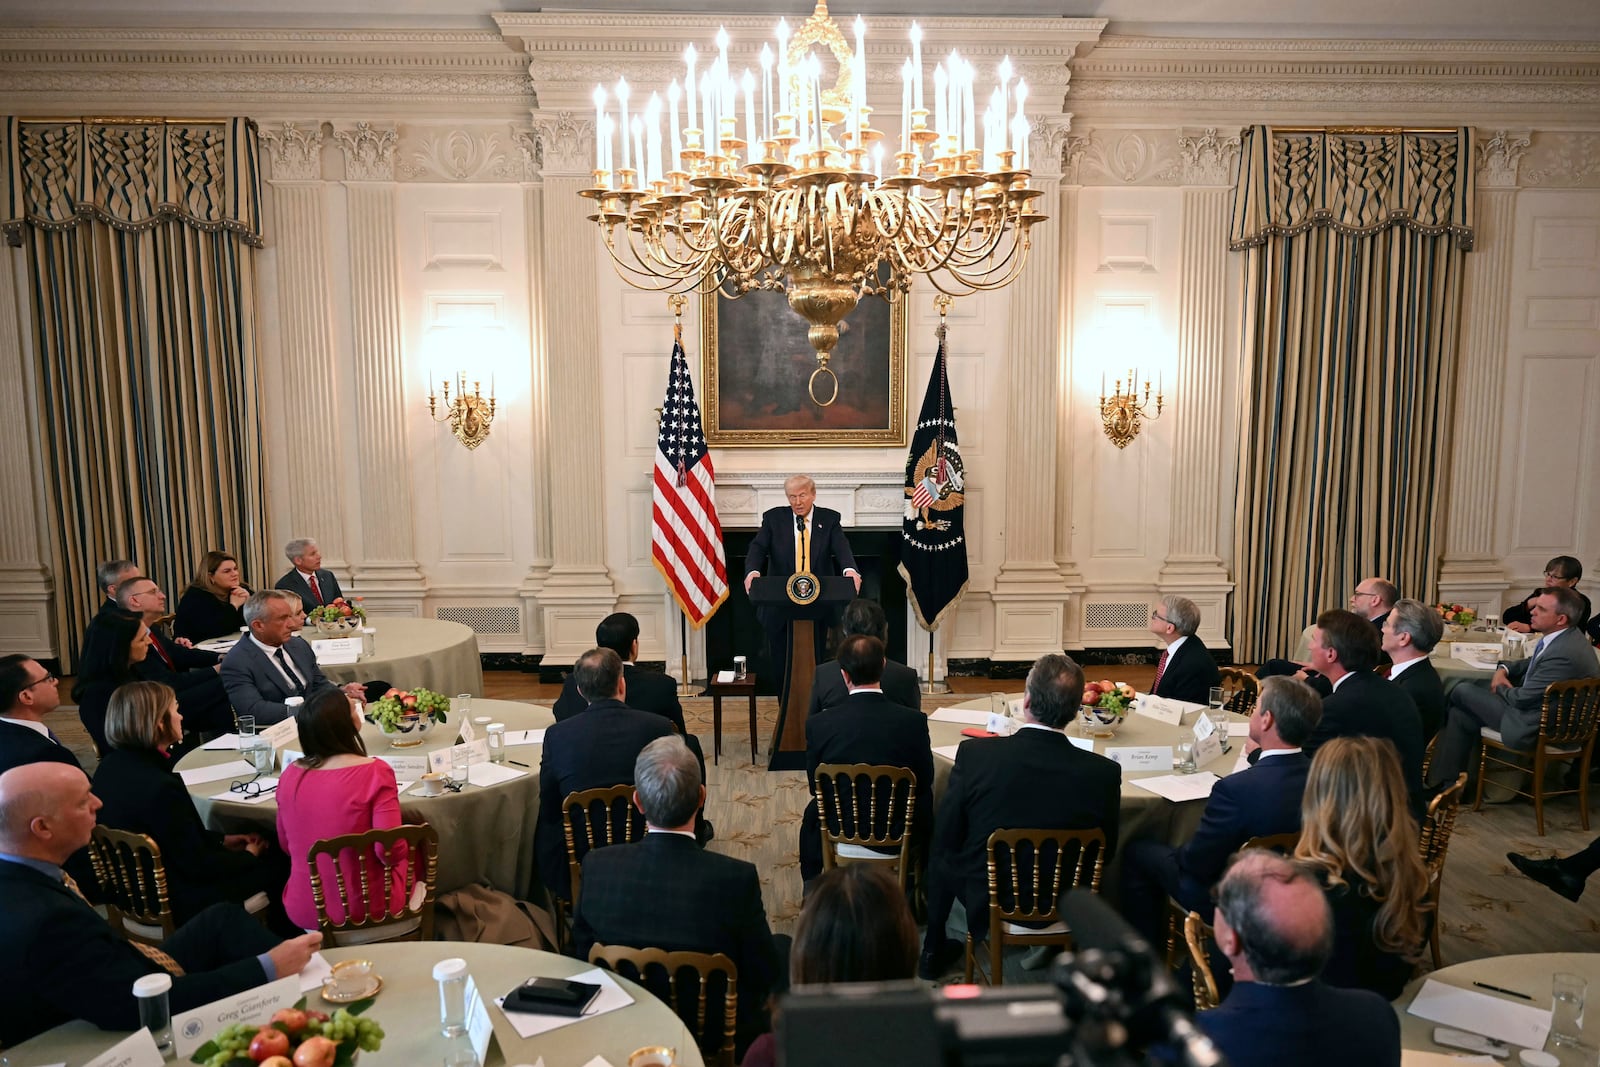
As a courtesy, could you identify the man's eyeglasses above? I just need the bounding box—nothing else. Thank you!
[1151,611,1171,623]
[229,776,277,798]
[23,672,58,690]
[1351,590,1380,600]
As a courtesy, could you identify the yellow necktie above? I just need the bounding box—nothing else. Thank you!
[62,870,186,976]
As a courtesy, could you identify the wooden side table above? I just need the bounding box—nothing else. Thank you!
[707,674,758,764]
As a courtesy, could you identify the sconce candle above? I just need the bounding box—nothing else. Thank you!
[427,374,497,451]
[1098,367,1164,449]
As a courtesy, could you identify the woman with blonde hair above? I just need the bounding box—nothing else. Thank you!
[173,550,253,643]
[1295,735,1430,999]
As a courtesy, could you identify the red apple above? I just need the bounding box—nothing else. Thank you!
[270,1008,308,1036]
[305,1011,329,1024]
[1098,679,1115,692]
[261,1058,293,1067]
[293,1036,338,1067]
[249,1028,290,1062]
[1082,687,1101,706]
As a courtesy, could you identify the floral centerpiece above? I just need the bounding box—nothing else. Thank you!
[307,597,365,636]
[191,1000,382,1067]
[366,686,449,747]
[1080,679,1135,735]
[1434,603,1477,627]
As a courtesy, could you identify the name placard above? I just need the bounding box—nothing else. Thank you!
[1192,733,1224,768]
[985,713,1016,737]
[84,1028,165,1067]
[379,754,430,779]
[311,637,363,665]
[1192,713,1217,742]
[173,976,299,1058]
[1105,746,1174,772]
[429,738,492,775]
[464,975,496,1065]
[260,717,299,749]
[1136,694,1200,726]
[458,717,476,744]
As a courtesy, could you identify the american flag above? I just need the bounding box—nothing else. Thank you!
[651,337,728,627]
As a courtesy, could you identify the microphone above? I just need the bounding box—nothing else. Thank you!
[796,513,806,533]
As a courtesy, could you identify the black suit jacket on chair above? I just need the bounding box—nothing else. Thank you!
[807,658,922,721]
[1152,637,1222,706]
[799,690,934,880]
[931,728,1122,922]
[0,718,82,775]
[534,699,675,901]
[1171,751,1309,910]
[744,505,857,579]
[275,567,346,613]
[219,635,337,726]
[1389,658,1447,742]
[552,664,687,733]
[573,832,780,1052]
[1304,671,1425,813]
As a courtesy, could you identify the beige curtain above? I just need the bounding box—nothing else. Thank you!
[1229,126,1475,662]
[3,118,269,664]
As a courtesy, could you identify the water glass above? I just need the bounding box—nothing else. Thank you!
[1552,972,1586,1048]
[486,723,507,764]
[1207,686,1225,712]
[733,656,747,680]
[1175,741,1196,774]
[454,693,472,716]
[237,714,256,738]
[449,745,470,784]
[434,957,469,1038]
[249,738,275,774]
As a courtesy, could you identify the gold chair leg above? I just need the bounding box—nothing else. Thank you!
[963,934,974,983]
[1581,753,1593,832]
[1534,751,1547,836]
[1430,904,1442,969]
[1472,747,1488,812]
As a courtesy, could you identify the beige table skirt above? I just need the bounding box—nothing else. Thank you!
[1395,951,1600,1060]
[7,942,704,1067]
[176,699,553,898]
[309,616,485,697]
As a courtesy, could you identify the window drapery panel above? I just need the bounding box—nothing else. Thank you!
[3,118,269,665]
[1229,126,1474,663]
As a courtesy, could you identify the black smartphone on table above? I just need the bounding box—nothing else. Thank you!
[503,976,602,1017]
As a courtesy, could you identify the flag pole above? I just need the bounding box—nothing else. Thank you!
[667,294,699,698]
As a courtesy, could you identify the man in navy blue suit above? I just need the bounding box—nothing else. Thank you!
[1122,675,1321,943]
[1197,850,1400,1067]
[743,475,862,672]
[0,655,81,774]
[274,537,345,613]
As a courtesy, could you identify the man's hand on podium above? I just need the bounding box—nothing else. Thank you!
[847,570,862,593]
[745,571,759,594]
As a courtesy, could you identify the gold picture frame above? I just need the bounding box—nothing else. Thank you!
[700,287,907,447]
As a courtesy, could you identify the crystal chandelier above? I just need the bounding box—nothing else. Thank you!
[581,1,1046,405]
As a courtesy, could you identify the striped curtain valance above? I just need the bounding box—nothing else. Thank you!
[1229,126,1474,252]
[3,117,262,246]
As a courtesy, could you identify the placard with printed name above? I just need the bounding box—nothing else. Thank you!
[1104,746,1175,772]
[429,738,492,775]
[1192,732,1224,767]
[83,1027,164,1067]
[261,717,299,749]
[310,637,363,665]
[1136,694,1202,726]
[379,754,430,779]
[172,976,300,1058]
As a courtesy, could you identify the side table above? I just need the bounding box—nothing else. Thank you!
[707,674,758,764]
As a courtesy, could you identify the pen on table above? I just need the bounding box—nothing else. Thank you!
[508,759,530,768]
[1472,981,1532,1001]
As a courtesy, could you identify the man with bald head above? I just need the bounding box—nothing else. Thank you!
[1198,850,1399,1067]
[0,762,321,1047]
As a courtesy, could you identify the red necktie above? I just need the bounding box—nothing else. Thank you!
[308,573,323,605]
[1378,664,1392,679]
[1153,649,1169,691]
[152,632,176,670]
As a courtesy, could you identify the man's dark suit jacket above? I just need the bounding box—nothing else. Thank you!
[744,505,857,579]
[799,690,934,881]
[534,698,674,901]
[1389,658,1447,742]
[573,832,780,1054]
[135,629,232,733]
[1152,636,1222,706]
[1171,751,1309,910]
[553,663,687,732]
[1304,671,1425,813]
[0,718,82,775]
[275,567,346,613]
[1196,979,1400,1067]
[219,635,337,726]
[807,658,921,721]
[0,858,275,1048]
[930,728,1122,923]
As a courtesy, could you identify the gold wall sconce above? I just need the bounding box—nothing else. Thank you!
[1099,368,1164,448]
[427,374,496,451]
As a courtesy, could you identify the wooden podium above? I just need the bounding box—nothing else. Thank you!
[748,575,856,771]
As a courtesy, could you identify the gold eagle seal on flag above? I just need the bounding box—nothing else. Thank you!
[905,439,965,531]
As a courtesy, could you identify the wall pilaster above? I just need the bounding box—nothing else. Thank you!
[0,248,54,657]
[517,130,556,654]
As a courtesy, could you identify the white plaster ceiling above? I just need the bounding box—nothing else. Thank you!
[1,0,1597,41]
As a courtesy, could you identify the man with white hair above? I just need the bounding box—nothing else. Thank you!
[275,537,345,612]
[1147,594,1222,705]
[0,762,321,1047]
[220,589,366,725]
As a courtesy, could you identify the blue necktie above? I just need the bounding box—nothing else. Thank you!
[46,727,62,746]
[1529,636,1548,670]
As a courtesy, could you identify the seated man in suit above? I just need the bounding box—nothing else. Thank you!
[1148,594,1222,705]
[807,598,922,719]
[94,558,140,621]
[1504,555,1592,636]
[0,654,80,773]
[535,648,676,903]
[274,537,344,613]
[1197,850,1400,1067]
[1380,598,1447,742]
[116,575,233,736]
[919,652,1122,980]
[574,735,781,1058]
[743,474,862,672]
[0,762,323,1048]
[800,634,934,884]
[1259,577,1400,695]
[220,590,366,726]
[1122,675,1321,944]
[1429,586,1600,788]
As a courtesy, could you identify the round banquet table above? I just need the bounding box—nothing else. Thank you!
[1395,952,1600,1063]
[928,694,1244,898]
[5,942,704,1067]
[176,699,554,898]
[308,616,485,697]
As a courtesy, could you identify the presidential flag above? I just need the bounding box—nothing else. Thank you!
[899,324,968,630]
[651,336,728,627]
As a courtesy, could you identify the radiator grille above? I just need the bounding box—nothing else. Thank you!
[434,606,521,634]
[1083,603,1148,629]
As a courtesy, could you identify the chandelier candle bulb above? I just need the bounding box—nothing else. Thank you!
[909,22,924,113]
[853,16,866,144]
[593,85,606,172]
[743,70,756,158]
[997,57,1012,153]
[631,116,645,186]
[668,80,681,172]
[776,18,790,116]
[900,60,912,152]
[760,45,773,142]
[963,62,976,158]
[616,78,631,171]
[934,63,948,151]
[684,45,697,134]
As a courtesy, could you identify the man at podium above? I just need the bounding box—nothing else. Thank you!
[743,474,862,668]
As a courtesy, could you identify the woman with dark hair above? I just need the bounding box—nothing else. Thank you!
[1295,735,1430,1000]
[173,550,253,643]
[742,864,919,1067]
[72,609,150,755]
[275,690,406,930]
[91,680,296,935]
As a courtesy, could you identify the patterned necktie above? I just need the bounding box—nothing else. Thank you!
[1378,663,1392,679]
[1152,649,1169,691]
[1530,636,1548,669]
[274,647,304,693]
[61,871,186,975]
[46,726,63,746]
[308,573,323,605]
[152,633,177,670]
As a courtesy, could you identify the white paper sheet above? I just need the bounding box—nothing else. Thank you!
[1068,736,1095,752]
[201,733,243,750]
[1131,772,1221,803]
[298,952,334,992]
[195,637,241,654]
[1405,978,1552,1049]
[494,968,634,1039]
[932,744,963,761]
[504,728,546,746]
[233,776,280,804]
[930,707,992,726]
[467,761,529,788]
[177,759,257,786]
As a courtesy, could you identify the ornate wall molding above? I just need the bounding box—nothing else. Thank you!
[1475,129,1532,189]
[396,126,530,182]
[1522,133,1600,187]
[261,121,324,182]
[1029,119,1075,182]
[530,113,594,177]
[1173,127,1242,186]
[334,122,398,182]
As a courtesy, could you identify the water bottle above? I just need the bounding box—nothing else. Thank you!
[133,972,173,1057]
[434,957,469,1038]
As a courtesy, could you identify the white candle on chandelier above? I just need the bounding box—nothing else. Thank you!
[900,59,912,155]
[1015,79,1029,169]
[592,85,606,173]
[997,57,1013,155]
[645,93,662,185]
[946,51,961,154]
[872,143,884,180]
[742,69,756,162]
[909,22,923,115]
[684,45,697,137]
[962,60,976,157]
[701,74,715,153]
[601,115,613,175]
[759,45,773,143]
[616,78,631,171]
[852,15,865,146]
[667,79,682,172]
[716,25,730,139]
[631,115,644,184]
[933,63,948,150]
[811,54,825,154]
[776,19,791,120]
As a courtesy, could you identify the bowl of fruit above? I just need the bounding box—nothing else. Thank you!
[191,1000,383,1067]
[1080,679,1137,736]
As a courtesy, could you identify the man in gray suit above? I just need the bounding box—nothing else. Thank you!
[1428,586,1600,787]
[274,538,345,613]
[220,590,365,725]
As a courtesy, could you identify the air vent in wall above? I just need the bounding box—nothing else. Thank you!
[434,606,521,634]
[1083,603,1149,629]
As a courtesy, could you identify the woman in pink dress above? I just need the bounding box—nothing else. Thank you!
[276,690,407,929]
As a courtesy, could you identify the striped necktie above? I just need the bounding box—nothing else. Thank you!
[62,870,186,975]
[1152,649,1169,691]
